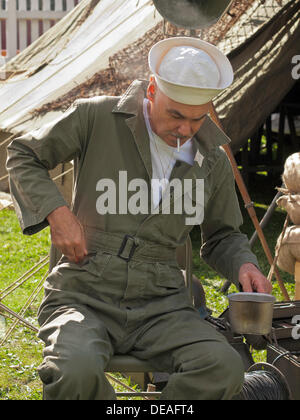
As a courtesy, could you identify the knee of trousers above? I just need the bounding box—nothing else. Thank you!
[39,349,108,391]
[211,343,245,391]
[177,341,245,393]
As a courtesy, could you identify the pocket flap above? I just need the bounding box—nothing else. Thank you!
[80,250,112,277]
[156,263,185,289]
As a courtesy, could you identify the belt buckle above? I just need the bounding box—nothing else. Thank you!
[118,235,138,262]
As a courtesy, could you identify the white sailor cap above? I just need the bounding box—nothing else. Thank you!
[148,37,234,105]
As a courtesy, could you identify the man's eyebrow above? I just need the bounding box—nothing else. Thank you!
[168,109,185,118]
[167,109,207,121]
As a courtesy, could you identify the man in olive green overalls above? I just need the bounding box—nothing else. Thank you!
[6,37,271,400]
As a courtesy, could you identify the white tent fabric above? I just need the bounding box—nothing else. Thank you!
[0,0,296,138]
[0,0,161,134]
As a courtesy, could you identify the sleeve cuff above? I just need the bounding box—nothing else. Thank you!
[21,196,68,235]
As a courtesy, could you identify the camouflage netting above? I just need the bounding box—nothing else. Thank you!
[32,0,254,116]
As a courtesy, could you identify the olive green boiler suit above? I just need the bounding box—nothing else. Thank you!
[6,80,259,400]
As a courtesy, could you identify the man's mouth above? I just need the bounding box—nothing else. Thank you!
[170,134,188,141]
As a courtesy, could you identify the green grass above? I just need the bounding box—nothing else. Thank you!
[0,209,49,400]
[0,173,296,399]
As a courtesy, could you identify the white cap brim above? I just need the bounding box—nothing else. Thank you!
[149,37,234,105]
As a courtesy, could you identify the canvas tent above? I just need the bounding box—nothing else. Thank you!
[0,0,163,193]
[215,0,300,153]
[0,0,299,194]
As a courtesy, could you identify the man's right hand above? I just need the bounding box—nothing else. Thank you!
[47,206,88,264]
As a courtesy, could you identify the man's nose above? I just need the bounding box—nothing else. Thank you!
[177,121,192,137]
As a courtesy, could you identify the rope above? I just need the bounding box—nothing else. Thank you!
[0,166,73,185]
[0,134,16,149]
[0,168,73,181]
[0,167,73,212]
[267,213,290,283]
[52,167,73,181]
[0,173,8,183]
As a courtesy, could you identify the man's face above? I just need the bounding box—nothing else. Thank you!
[147,78,210,148]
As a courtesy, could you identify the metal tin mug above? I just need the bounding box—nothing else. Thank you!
[227,293,276,335]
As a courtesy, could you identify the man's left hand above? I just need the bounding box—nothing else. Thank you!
[239,263,272,294]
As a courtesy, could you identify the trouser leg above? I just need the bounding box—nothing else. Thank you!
[37,305,116,400]
[130,309,244,400]
[159,341,244,400]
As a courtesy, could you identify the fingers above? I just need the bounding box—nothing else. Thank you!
[61,244,77,263]
[239,264,255,292]
[74,224,88,263]
[239,263,273,294]
[240,276,272,294]
[256,278,272,294]
[58,239,82,264]
[48,207,88,264]
[73,240,88,264]
[64,229,88,264]
[239,276,253,293]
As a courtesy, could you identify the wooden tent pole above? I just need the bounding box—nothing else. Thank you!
[209,103,290,301]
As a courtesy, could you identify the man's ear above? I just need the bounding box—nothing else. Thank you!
[147,76,156,102]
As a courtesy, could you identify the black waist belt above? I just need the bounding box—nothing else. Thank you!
[84,227,177,263]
